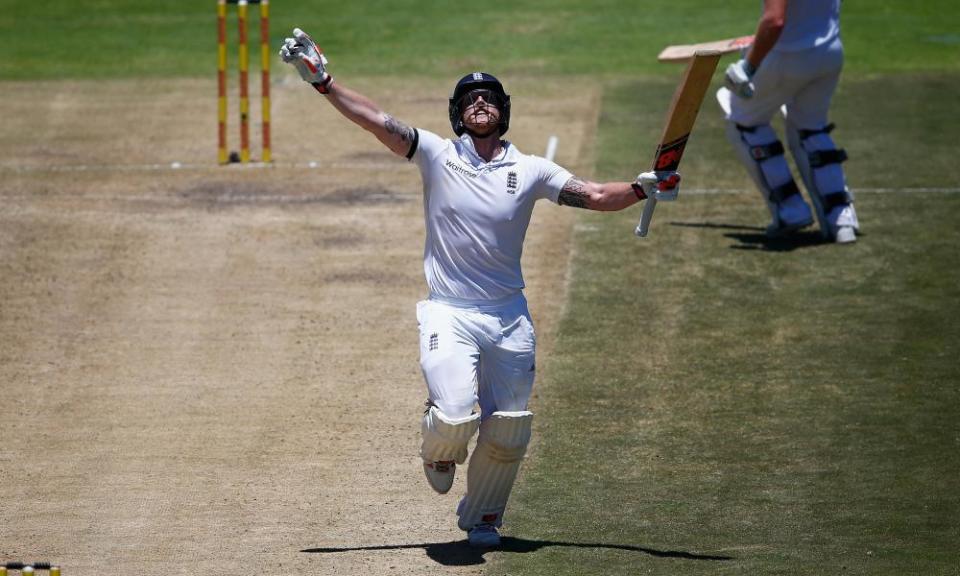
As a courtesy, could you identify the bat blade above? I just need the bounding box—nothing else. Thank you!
[636,50,721,238]
[657,35,754,63]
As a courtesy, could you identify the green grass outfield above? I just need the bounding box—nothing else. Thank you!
[4,1,958,574]
[1,0,958,78]
[502,74,960,575]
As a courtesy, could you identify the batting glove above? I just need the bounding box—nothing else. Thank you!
[279,28,333,93]
[724,58,756,99]
[634,171,680,201]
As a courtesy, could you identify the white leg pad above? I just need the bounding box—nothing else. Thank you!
[420,405,480,465]
[725,121,813,230]
[786,120,855,237]
[457,411,533,530]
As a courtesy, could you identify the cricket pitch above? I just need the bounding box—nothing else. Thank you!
[0,75,600,575]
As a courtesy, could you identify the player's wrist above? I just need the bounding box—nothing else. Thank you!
[631,181,647,201]
[312,75,334,94]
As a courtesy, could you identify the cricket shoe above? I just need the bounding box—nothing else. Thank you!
[467,524,501,548]
[423,460,456,494]
[833,225,856,244]
[827,204,859,244]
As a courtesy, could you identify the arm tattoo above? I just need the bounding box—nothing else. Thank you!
[384,114,415,144]
[558,177,589,209]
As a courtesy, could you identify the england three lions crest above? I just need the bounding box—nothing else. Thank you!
[506,171,518,194]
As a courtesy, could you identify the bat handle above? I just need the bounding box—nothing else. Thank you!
[635,197,657,237]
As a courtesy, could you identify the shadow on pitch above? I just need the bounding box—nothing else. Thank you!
[669,221,830,252]
[302,537,733,566]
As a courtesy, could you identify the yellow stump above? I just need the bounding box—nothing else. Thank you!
[237,0,250,163]
[259,0,271,163]
[217,0,228,164]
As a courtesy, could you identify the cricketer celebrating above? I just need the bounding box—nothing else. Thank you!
[718,0,860,243]
[280,29,680,548]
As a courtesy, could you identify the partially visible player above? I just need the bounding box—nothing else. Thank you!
[719,0,859,243]
[279,29,680,548]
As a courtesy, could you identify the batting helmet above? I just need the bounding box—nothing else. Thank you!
[448,72,511,137]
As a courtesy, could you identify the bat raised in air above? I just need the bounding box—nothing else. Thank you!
[635,50,721,238]
[657,35,754,63]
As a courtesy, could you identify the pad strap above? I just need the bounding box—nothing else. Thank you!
[798,123,836,139]
[735,124,786,161]
[769,180,801,204]
[821,190,852,212]
[750,140,785,161]
[809,148,848,168]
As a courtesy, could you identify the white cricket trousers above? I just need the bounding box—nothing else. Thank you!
[416,293,536,421]
[728,35,844,128]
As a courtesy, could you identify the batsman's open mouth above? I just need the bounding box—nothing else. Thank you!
[467,108,499,126]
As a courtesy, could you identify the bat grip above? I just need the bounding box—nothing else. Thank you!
[635,197,657,237]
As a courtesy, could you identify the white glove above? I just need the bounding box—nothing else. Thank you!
[279,28,332,91]
[635,171,680,201]
[724,58,756,99]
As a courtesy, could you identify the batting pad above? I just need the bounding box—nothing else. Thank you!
[785,119,856,235]
[457,410,533,530]
[420,405,480,464]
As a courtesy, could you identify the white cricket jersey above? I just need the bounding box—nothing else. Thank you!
[773,0,841,52]
[409,129,572,303]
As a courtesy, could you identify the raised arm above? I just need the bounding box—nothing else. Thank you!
[324,83,417,157]
[557,172,680,212]
[279,28,416,157]
[724,0,787,98]
[746,0,787,69]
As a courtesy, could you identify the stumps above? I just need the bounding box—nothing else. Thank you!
[218,0,271,164]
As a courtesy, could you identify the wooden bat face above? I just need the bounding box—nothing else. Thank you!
[636,50,721,238]
[655,50,721,169]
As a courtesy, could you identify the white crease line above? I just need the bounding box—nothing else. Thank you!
[684,188,960,195]
[846,187,960,194]
[0,161,404,174]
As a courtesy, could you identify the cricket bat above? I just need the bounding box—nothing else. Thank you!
[635,50,721,238]
[657,35,753,63]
